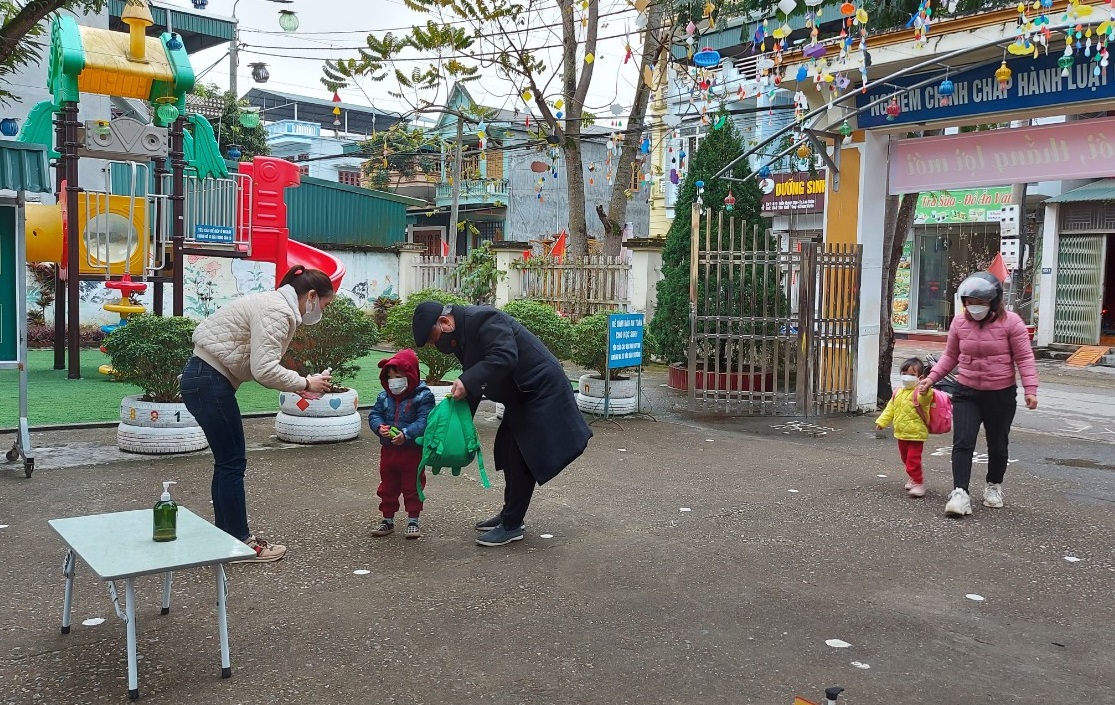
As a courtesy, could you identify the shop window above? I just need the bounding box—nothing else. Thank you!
[338,170,361,186]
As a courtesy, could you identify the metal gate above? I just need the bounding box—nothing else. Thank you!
[688,205,862,416]
[1054,234,1106,345]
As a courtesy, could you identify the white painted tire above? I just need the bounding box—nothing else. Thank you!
[274,411,362,444]
[578,374,636,399]
[119,396,197,428]
[426,384,454,403]
[576,392,638,415]
[277,388,359,418]
[117,423,209,454]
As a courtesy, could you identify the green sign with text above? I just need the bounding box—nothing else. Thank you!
[0,207,16,362]
[913,187,1013,225]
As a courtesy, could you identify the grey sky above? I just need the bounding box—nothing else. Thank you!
[172,0,646,123]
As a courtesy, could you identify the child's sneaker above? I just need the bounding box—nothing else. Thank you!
[405,520,422,539]
[233,535,286,563]
[371,519,394,537]
[904,479,915,491]
[907,483,926,498]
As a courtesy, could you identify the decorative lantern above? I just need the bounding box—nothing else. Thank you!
[0,117,18,137]
[995,60,1012,89]
[191,0,208,8]
[154,98,180,125]
[938,78,955,105]
[250,62,269,84]
[278,10,299,32]
[723,190,736,212]
[1059,54,1074,77]
[238,108,261,128]
[166,33,183,51]
[757,165,772,179]
[693,47,722,68]
[226,145,242,160]
[885,96,901,121]
[839,120,853,139]
[796,142,812,160]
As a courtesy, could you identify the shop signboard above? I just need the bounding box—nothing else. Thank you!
[856,51,1115,129]
[759,170,827,213]
[913,187,1014,225]
[889,116,1115,193]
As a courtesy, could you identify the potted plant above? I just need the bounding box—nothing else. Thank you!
[454,240,506,305]
[569,310,640,415]
[499,298,574,420]
[382,288,469,400]
[103,314,208,454]
[277,296,379,444]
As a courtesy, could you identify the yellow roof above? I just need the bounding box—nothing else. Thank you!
[77,26,173,100]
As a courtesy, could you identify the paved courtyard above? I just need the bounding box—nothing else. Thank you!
[2,375,1114,704]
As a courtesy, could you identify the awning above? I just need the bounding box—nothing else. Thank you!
[1045,179,1115,204]
[108,0,235,54]
[0,143,52,195]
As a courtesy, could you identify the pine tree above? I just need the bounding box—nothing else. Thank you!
[648,116,770,366]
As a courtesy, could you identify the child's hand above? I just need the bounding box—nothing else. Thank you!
[391,432,406,446]
[378,425,392,438]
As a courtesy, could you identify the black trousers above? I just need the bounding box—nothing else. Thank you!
[950,383,1018,492]
[494,428,536,529]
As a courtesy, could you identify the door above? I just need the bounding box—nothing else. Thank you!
[1054,235,1106,345]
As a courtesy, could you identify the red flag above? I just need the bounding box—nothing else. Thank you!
[522,250,532,260]
[441,239,450,257]
[988,252,1010,282]
[550,230,567,261]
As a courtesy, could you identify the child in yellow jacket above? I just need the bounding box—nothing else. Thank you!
[877,357,934,498]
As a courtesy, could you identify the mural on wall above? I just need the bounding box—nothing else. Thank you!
[332,251,399,309]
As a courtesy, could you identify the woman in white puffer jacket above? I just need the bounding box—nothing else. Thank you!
[180,265,335,562]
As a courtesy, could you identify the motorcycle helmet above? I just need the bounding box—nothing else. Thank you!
[956,271,1003,305]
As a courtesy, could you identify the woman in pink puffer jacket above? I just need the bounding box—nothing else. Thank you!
[918,272,1039,518]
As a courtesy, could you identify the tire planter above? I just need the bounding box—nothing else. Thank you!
[576,392,638,416]
[276,388,362,443]
[495,403,505,420]
[578,373,636,399]
[120,395,199,428]
[274,411,363,444]
[427,384,454,403]
[117,422,209,455]
[667,362,776,393]
[116,397,208,454]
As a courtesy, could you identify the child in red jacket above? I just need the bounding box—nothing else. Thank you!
[368,349,436,539]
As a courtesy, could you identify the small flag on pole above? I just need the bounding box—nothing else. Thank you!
[550,229,567,261]
[441,239,450,257]
[988,252,1010,282]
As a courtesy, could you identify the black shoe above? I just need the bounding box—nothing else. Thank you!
[476,524,525,547]
[475,515,525,532]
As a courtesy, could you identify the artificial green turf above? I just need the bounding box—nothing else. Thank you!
[0,349,459,430]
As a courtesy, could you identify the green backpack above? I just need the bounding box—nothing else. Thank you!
[415,397,490,501]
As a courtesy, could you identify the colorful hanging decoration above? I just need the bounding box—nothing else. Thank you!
[885,96,901,121]
[723,190,736,212]
[995,60,1012,89]
[938,77,955,105]
[0,117,19,137]
[911,0,932,48]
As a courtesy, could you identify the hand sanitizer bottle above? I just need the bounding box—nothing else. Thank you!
[153,481,178,542]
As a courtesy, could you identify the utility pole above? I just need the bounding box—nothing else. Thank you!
[449,117,463,259]
[229,33,238,98]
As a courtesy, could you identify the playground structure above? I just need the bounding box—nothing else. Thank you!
[14,0,345,381]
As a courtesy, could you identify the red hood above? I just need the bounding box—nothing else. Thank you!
[378,348,420,397]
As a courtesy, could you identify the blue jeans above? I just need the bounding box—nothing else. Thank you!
[180,357,250,540]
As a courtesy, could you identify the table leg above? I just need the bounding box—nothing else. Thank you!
[161,572,173,615]
[215,563,231,678]
[125,578,139,701]
[60,549,75,635]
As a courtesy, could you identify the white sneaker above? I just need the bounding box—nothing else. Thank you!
[904,479,915,491]
[945,488,972,517]
[982,483,1004,508]
[907,483,926,498]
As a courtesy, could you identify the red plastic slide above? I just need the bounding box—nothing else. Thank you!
[239,156,346,291]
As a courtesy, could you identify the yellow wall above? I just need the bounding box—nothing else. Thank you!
[824,142,861,246]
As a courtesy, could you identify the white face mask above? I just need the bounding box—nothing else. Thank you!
[900,375,919,388]
[302,297,323,326]
[967,304,990,321]
[388,377,408,394]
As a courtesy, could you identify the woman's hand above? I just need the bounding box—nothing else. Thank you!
[1025,393,1038,410]
[915,378,932,396]
[305,370,333,394]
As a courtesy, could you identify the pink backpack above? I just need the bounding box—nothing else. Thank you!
[914,389,953,435]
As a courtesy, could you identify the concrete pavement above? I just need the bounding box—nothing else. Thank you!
[2,369,1114,704]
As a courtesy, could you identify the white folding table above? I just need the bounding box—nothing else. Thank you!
[48,508,257,700]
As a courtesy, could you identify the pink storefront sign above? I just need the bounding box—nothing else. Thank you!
[889,116,1115,194]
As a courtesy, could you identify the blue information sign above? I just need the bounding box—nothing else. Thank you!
[856,51,1115,129]
[607,313,644,369]
[195,224,235,243]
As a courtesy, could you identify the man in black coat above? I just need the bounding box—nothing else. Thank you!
[413,301,592,546]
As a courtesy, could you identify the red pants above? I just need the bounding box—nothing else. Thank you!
[897,440,924,485]
[377,445,425,518]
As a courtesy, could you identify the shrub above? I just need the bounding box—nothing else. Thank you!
[454,241,506,305]
[501,299,572,360]
[103,315,197,402]
[372,295,400,329]
[281,296,379,387]
[26,323,106,349]
[381,288,469,384]
[569,310,638,381]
